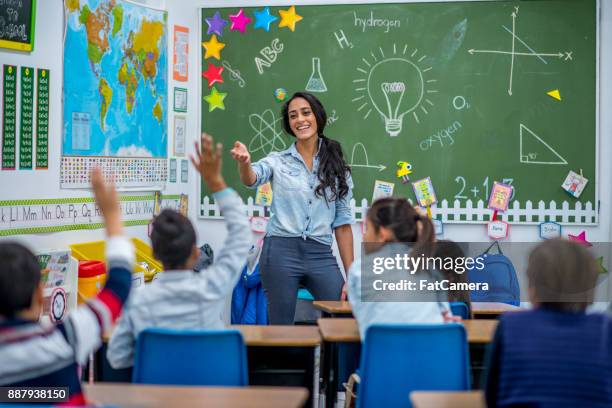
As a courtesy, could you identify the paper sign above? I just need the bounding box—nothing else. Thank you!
[539,221,562,240]
[181,159,188,183]
[37,250,71,290]
[173,87,187,112]
[173,115,186,156]
[561,170,588,198]
[179,194,188,217]
[169,158,177,183]
[173,25,189,81]
[372,180,394,202]
[432,219,444,236]
[255,182,273,206]
[488,181,513,212]
[250,216,268,233]
[487,220,509,240]
[154,191,163,216]
[412,177,437,207]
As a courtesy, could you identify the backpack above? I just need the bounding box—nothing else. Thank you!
[468,242,520,306]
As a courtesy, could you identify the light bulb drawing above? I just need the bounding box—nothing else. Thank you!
[353,44,437,137]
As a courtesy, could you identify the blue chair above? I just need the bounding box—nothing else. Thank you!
[357,324,470,408]
[132,328,248,386]
[450,302,470,319]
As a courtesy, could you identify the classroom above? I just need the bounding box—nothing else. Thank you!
[0,0,611,407]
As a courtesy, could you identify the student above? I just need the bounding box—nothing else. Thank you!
[434,240,472,317]
[485,239,612,407]
[230,91,354,324]
[107,133,251,369]
[347,197,447,338]
[0,168,132,405]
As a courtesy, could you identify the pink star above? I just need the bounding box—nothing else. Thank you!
[229,9,252,33]
[568,231,592,247]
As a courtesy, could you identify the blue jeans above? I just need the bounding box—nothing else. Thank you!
[260,236,344,324]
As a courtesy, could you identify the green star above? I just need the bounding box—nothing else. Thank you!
[204,86,227,112]
[596,256,608,274]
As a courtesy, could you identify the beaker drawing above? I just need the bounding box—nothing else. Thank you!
[305,57,327,92]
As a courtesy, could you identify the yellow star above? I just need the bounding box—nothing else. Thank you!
[278,6,303,32]
[202,35,225,60]
[204,86,227,112]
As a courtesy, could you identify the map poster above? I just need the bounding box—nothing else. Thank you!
[62,0,168,188]
[20,66,34,169]
[2,65,17,170]
[35,68,50,169]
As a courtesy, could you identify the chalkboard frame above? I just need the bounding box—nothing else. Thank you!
[197,0,601,226]
[0,0,37,52]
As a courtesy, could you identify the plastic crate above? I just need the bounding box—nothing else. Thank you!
[70,238,162,281]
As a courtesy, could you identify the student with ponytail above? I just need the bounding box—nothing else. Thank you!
[231,92,354,325]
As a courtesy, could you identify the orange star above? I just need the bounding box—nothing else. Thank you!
[202,34,225,60]
[278,6,303,32]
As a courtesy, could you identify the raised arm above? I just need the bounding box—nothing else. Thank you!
[230,141,257,186]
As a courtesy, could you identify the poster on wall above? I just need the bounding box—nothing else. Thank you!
[62,0,168,188]
[173,25,189,81]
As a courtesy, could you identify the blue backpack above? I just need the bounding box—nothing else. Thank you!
[468,242,520,306]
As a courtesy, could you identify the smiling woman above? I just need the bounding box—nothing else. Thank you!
[230,92,355,324]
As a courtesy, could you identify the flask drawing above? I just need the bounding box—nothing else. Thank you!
[305,57,327,92]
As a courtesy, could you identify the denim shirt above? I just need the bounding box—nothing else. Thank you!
[250,141,355,245]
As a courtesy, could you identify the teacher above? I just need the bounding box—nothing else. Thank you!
[230,92,354,324]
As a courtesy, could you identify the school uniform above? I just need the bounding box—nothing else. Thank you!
[249,140,354,324]
[107,188,251,369]
[0,237,133,405]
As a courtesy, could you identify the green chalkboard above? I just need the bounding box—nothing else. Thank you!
[200,0,597,224]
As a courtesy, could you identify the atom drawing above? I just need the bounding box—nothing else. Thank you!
[248,109,288,155]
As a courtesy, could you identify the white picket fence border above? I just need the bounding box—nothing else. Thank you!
[200,196,598,225]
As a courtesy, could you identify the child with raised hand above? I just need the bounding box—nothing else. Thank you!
[0,168,133,405]
[485,239,612,407]
[107,133,251,369]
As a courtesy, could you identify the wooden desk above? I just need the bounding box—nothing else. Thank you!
[317,318,497,408]
[84,383,308,408]
[232,325,321,347]
[411,391,485,408]
[313,300,352,317]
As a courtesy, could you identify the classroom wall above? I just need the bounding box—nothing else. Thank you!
[1,0,610,275]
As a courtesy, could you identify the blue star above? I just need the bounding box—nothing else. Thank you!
[205,11,227,37]
[253,7,278,32]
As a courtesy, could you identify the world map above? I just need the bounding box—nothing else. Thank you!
[63,0,167,158]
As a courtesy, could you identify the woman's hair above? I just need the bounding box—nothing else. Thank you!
[0,242,41,318]
[281,92,351,201]
[526,239,598,312]
[151,209,196,270]
[434,240,472,311]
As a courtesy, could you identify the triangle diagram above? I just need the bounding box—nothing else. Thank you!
[519,124,568,165]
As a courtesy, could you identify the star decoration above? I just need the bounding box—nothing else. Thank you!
[253,7,278,32]
[596,256,608,274]
[204,86,227,112]
[205,11,228,36]
[202,62,224,87]
[278,6,303,32]
[568,231,592,247]
[202,35,225,60]
[229,9,252,33]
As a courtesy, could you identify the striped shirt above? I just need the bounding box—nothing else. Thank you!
[0,236,133,405]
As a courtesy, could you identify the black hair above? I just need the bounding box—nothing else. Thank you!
[434,240,472,313]
[0,242,41,318]
[281,92,351,201]
[151,209,197,270]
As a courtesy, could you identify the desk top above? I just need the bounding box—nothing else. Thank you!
[313,301,521,317]
[411,391,485,408]
[232,325,321,347]
[317,318,498,344]
[84,383,308,408]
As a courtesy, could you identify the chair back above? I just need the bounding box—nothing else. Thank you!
[450,302,470,319]
[357,324,470,408]
[132,328,248,386]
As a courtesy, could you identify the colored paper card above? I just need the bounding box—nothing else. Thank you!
[255,182,273,206]
[432,219,444,236]
[153,191,162,216]
[412,177,437,207]
[596,257,607,274]
[488,181,513,212]
[561,170,588,198]
[35,68,50,169]
[173,25,189,81]
[488,220,509,240]
[179,194,189,217]
[2,65,17,169]
[173,87,187,112]
[539,221,562,240]
[173,115,186,156]
[169,158,177,183]
[372,180,394,202]
[19,66,34,169]
[181,159,188,183]
[250,216,268,233]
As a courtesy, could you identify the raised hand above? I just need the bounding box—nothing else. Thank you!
[230,141,251,164]
[190,133,227,193]
[91,167,122,236]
